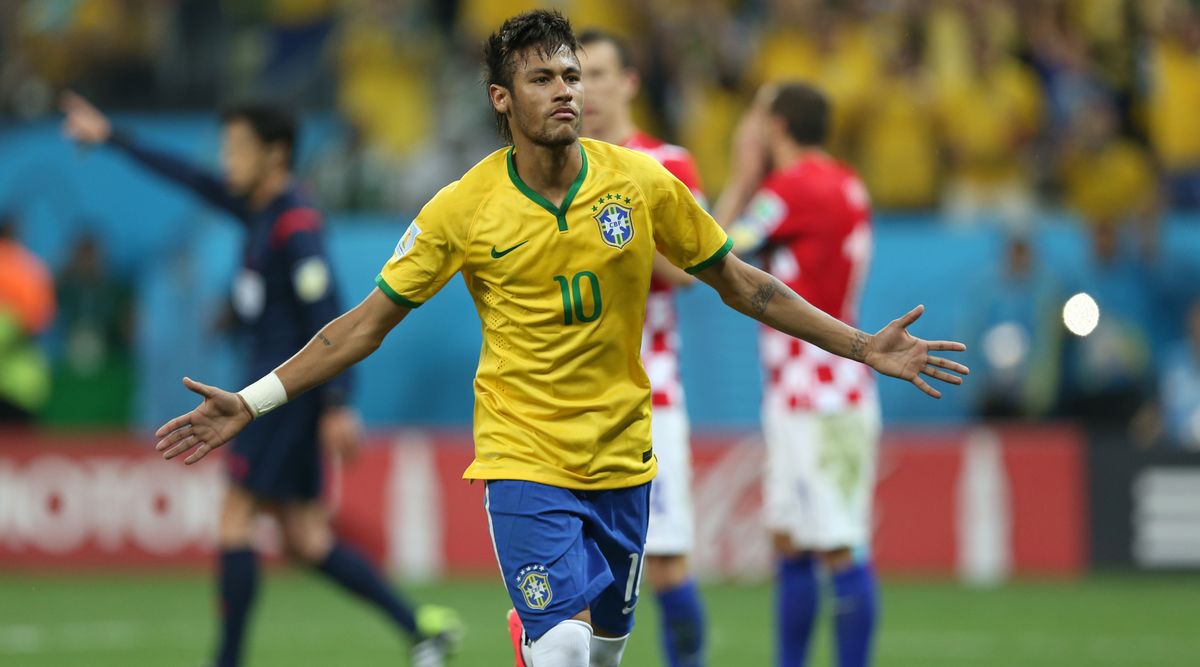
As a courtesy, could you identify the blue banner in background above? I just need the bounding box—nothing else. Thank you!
[3,117,1199,431]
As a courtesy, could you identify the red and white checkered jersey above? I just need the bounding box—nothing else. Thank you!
[733,154,876,414]
[625,131,704,408]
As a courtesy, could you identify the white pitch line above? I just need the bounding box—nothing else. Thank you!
[0,621,144,653]
[882,630,1199,663]
[0,625,42,653]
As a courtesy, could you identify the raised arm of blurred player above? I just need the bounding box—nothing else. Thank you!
[60,91,250,222]
[154,288,407,464]
[712,89,773,228]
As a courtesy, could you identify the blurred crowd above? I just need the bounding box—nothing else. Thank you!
[2,0,1200,445]
[673,0,1200,228]
[2,0,1199,217]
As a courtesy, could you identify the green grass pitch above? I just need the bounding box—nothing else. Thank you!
[1,573,1197,666]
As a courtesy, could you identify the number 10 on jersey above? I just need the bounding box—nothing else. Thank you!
[553,272,602,325]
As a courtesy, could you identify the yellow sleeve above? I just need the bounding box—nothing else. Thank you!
[648,167,732,275]
[375,182,467,307]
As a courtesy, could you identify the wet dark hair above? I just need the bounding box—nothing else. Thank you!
[483,9,580,144]
[578,28,634,70]
[769,83,830,147]
[219,103,297,168]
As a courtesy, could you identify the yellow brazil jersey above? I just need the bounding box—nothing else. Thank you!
[375,138,731,490]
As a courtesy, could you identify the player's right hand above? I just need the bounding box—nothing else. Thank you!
[155,377,253,465]
[59,91,112,144]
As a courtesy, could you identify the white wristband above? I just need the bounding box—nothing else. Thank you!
[237,372,288,418]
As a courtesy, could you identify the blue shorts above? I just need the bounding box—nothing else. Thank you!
[485,480,651,641]
[227,392,323,501]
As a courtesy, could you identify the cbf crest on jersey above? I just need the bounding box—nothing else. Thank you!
[593,194,634,249]
[516,564,553,610]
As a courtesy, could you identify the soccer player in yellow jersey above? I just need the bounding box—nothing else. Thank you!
[577,27,711,667]
[153,11,969,667]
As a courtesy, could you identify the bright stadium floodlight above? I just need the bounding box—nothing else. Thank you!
[1062,292,1100,337]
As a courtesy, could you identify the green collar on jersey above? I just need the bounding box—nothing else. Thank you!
[506,143,589,232]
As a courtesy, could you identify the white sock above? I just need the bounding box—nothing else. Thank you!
[530,619,592,667]
[589,634,629,667]
[521,632,534,666]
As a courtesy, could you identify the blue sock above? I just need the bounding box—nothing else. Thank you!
[831,562,879,667]
[776,555,820,667]
[656,578,707,667]
[316,542,418,636]
[216,548,258,667]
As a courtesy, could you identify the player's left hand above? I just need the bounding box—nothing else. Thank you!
[319,406,362,463]
[864,305,969,399]
[155,377,253,464]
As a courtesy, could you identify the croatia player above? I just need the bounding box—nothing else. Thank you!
[60,94,460,667]
[577,28,709,667]
[150,12,968,667]
[718,83,880,667]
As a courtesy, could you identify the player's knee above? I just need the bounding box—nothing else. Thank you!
[530,619,592,667]
[818,547,856,572]
[283,524,333,564]
[217,490,257,547]
[772,532,804,558]
[645,554,689,591]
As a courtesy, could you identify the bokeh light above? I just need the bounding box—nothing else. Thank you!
[1063,293,1100,337]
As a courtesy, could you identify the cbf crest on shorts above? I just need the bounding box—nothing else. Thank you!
[516,564,553,610]
[593,194,634,249]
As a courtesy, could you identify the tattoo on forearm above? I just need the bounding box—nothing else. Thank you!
[750,281,778,317]
[317,333,332,347]
[850,331,869,362]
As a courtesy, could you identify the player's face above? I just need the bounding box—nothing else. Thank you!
[221,120,269,195]
[579,41,635,136]
[506,46,583,148]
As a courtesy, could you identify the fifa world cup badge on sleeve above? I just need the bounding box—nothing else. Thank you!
[516,564,553,610]
[394,222,422,259]
[593,193,634,249]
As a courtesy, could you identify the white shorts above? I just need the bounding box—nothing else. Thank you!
[645,406,695,556]
[763,402,881,550]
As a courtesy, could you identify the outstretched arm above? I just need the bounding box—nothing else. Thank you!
[154,288,409,463]
[695,253,968,398]
[285,223,361,461]
[60,91,248,221]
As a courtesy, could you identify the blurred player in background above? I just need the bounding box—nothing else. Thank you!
[149,11,966,667]
[60,94,460,667]
[718,83,880,667]
[578,28,709,667]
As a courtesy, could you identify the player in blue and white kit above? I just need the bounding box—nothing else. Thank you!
[60,93,460,667]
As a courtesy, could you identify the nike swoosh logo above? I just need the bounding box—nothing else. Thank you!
[622,604,637,615]
[491,240,529,259]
